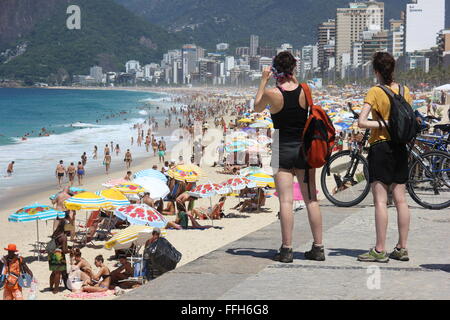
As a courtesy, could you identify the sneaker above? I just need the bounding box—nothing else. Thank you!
[273,246,293,263]
[304,243,325,261]
[389,247,409,261]
[357,248,389,263]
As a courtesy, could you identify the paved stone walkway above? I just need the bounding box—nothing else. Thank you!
[121,196,450,300]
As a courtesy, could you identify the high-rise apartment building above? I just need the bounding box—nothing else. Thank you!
[250,35,259,57]
[388,17,405,59]
[405,0,446,53]
[318,19,336,72]
[335,1,385,70]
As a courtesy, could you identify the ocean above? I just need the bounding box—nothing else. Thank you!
[0,88,173,195]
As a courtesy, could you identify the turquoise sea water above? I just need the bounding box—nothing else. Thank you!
[0,88,170,193]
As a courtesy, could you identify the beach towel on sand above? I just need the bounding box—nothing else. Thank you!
[65,290,114,299]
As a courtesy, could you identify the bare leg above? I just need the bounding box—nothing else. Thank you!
[295,169,323,246]
[53,271,61,294]
[371,182,389,252]
[274,169,294,247]
[391,183,410,249]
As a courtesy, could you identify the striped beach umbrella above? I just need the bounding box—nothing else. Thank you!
[114,204,168,228]
[9,204,66,223]
[240,166,265,177]
[104,225,167,250]
[247,173,276,188]
[113,183,146,195]
[96,189,130,208]
[167,165,202,183]
[65,192,113,211]
[225,140,249,153]
[133,169,167,182]
[133,177,170,200]
[9,204,66,261]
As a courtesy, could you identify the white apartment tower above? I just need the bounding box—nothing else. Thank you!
[335,1,385,70]
[405,0,446,53]
[250,35,259,56]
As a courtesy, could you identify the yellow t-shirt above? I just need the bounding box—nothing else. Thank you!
[364,85,413,145]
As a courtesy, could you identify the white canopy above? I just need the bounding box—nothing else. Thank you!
[434,84,450,91]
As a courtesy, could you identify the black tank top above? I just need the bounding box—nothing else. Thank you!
[271,85,308,140]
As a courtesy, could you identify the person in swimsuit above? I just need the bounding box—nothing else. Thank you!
[254,51,324,263]
[6,161,14,177]
[82,255,111,292]
[77,161,85,186]
[104,152,112,175]
[81,152,87,166]
[55,160,66,188]
[48,221,70,294]
[93,146,98,160]
[67,163,76,187]
[124,149,132,169]
[124,171,133,181]
[157,141,165,163]
[70,248,92,284]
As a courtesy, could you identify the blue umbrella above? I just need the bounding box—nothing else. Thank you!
[134,169,167,182]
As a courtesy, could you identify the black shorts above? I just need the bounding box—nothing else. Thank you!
[271,140,307,170]
[368,141,408,185]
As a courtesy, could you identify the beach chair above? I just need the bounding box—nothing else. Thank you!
[76,211,101,247]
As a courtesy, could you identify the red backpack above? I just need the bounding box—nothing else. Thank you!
[300,83,336,169]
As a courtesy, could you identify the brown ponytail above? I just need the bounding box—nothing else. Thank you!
[372,52,395,85]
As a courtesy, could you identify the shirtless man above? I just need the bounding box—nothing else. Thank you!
[67,163,76,187]
[53,187,72,232]
[152,137,158,156]
[124,171,133,181]
[6,161,14,177]
[141,193,155,208]
[104,145,110,157]
[124,149,132,169]
[110,255,133,288]
[56,160,66,188]
[145,136,151,153]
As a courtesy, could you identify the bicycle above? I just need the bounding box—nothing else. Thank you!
[321,105,450,210]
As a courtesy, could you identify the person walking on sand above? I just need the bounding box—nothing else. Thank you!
[357,52,413,263]
[116,144,121,156]
[93,146,98,160]
[6,161,14,177]
[145,135,151,153]
[124,149,132,169]
[77,161,85,186]
[81,152,87,167]
[157,141,165,163]
[67,162,76,187]
[152,136,158,156]
[1,244,33,300]
[104,152,112,175]
[104,144,110,157]
[254,51,325,263]
[56,160,66,188]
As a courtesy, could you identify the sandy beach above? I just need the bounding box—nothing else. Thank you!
[0,87,281,300]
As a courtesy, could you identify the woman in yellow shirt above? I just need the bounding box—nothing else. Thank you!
[357,52,411,263]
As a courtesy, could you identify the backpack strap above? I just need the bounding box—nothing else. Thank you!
[300,83,313,200]
[300,83,313,109]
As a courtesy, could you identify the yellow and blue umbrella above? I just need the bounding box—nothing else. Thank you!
[247,173,276,188]
[240,166,266,177]
[65,192,113,211]
[96,189,130,208]
[113,183,146,195]
[168,165,202,183]
[104,225,167,250]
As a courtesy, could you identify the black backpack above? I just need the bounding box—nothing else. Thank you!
[375,84,420,144]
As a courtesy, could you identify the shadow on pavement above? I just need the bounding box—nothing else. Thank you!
[226,248,305,260]
[327,248,367,258]
[420,264,450,273]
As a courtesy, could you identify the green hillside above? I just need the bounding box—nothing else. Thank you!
[114,0,415,49]
[0,0,182,83]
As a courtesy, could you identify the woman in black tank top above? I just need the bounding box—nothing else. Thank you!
[254,51,325,263]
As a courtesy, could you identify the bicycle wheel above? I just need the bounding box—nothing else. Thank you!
[407,151,450,210]
[321,150,370,207]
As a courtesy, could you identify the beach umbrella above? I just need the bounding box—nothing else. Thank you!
[49,187,86,201]
[240,166,266,177]
[228,131,248,139]
[167,164,202,183]
[247,173,276,188]
[102,178,129,188]
[104,225,167,250]
[64,192,113,211]
[113,183,146,195]
[225,140,250,153]
[219,177,257,192]
[95,189,130,208]
[8,204,66,261]
[114,204,168,228]
[188,182,228,198]
[238,118,253,123]
[133,177,170,200]
[133,169,167,182]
